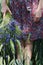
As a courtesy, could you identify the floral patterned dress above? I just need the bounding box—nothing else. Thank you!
[10,0,43,41]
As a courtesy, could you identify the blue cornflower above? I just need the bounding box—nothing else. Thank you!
[11,38,15,43]
[5,34,10,39]
[6,38,10,43]
[5,34,10,43]
[9,25,15,31]
[11,22,15,26]
[10,19,20,26]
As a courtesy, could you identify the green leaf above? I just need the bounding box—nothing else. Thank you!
[0,44,3,52]
[15,26,22,36]
[16,39,23,61]
[10,39,15,55]
[0,57,3,65]
[0,12,11,28]
[7,55,10,64]
[16,59,23,65]
[9,59,16,65]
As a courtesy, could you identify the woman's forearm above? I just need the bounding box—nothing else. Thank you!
[38,0,43,10]
[2,0,6,6]
[35,0,43,17]
[1,0,7,16]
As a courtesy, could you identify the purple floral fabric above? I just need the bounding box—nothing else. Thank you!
[10,0,43,41]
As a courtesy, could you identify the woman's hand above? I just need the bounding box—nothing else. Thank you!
[1,0,12,17]
[34,8,41,22]
[33,0,43,22]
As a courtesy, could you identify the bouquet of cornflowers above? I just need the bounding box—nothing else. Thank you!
[0,9,23,65]
[0,1,23,64]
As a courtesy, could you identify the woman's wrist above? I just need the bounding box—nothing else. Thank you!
[1,0,6,7]
[2,0,6,4]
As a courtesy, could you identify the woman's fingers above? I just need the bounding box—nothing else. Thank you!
[7,6,12,15]
[1,5,12,17]
[35,10,41,18]
[33,8,42,22]
[1,8,6,17]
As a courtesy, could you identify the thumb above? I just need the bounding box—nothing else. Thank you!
[7,6,12,15]
[3,12,6,17]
